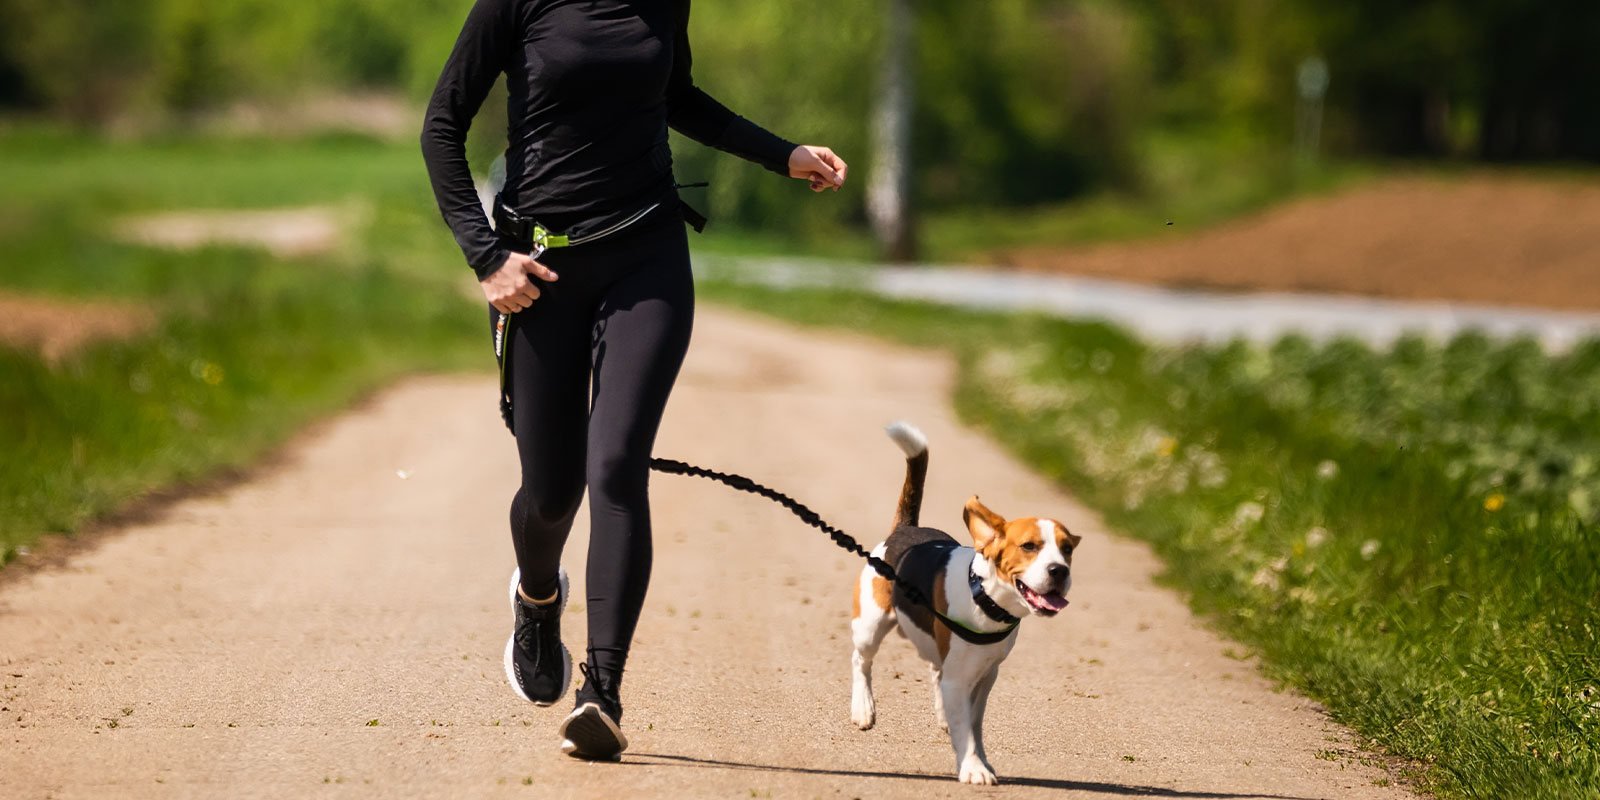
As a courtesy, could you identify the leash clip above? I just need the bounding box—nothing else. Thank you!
[531,225,569,249]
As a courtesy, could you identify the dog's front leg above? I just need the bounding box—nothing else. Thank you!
[970,665,1000,767]
[849,647,875,730]
[939,676,997,785]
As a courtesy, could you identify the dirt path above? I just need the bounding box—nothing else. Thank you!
[116,207,350,257]
[0,292,153,363]
[0,307,1415,799]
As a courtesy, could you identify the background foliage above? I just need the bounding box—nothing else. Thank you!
[2,0,1595,235]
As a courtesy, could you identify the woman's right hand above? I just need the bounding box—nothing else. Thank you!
[482,251,560,313]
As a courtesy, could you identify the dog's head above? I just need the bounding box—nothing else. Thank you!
[964,496,1080,617]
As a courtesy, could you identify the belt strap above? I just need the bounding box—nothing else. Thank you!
[493,201,570,248]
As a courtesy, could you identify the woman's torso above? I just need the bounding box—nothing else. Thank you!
[501,0,682,238]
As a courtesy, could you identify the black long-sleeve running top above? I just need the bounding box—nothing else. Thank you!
[422,0,797,278]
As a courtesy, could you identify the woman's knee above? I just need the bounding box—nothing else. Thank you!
[512,484,585,532]
[587,448,650,505]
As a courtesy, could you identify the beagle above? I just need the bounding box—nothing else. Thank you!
[849,422,1079,785]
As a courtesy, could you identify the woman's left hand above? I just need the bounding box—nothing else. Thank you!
[788,145,848,192]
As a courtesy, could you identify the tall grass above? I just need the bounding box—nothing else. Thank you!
[0,132,485,560]
[699,282,1600,800]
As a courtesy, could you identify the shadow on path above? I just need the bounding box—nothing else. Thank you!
[626,752,1325,799]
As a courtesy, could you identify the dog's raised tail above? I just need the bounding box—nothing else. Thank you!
[886,421,929,529]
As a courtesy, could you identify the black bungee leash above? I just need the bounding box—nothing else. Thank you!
[646,458,1019,645]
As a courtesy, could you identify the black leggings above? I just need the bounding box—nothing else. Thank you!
[493,211,693,678]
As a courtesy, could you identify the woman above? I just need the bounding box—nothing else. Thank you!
[420,0,847,761]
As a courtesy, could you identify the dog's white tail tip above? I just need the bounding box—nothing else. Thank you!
[885,421,928,458]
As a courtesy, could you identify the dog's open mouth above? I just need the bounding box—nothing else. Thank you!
[1016,580,1069,616]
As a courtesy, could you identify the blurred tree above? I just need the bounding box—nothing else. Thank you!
[1303,0,1476,156]
[2,0,1594,218]
[318,0,409,87]
[0,0,157,122]
[667,0,879,235]
[1302,0,1600,160]
[0,1,36,107]
[1476,0,1600,161]
[1130,0,1314,142]
[916,0,1147,207]
[868,0,917,262]
[156,0,227,112]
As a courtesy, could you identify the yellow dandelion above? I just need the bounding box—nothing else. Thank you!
[1156,436,1178,457]
[1484,493,1506,512]
[201,363,225,386]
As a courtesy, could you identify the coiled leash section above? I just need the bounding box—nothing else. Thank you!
[648,458,926,606]
[648,458,892,571]
[648,458,1016,646]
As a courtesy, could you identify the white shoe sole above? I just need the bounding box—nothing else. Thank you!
[559,702,628,761]
[503,566,571,707]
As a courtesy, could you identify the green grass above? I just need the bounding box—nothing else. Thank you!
[0,131,485,561]
[698,281,1600,800]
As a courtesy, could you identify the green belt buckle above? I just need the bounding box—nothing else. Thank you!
[532,225,569,249]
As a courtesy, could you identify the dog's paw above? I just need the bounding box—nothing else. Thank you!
[850,694,876,730]
[958,757,998,785]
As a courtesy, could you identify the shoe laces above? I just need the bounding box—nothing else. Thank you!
[577,662,622,710]
[514,600,559,660]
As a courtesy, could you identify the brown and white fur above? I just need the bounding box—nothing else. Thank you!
[849,421,1080,785]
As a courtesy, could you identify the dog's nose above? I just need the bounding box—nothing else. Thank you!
[1047,563,1070,585]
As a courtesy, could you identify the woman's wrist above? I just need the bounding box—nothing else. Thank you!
[473,246,513,281]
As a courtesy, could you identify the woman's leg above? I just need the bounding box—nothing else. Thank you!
[505,284,594,601]
[582,229,695,679]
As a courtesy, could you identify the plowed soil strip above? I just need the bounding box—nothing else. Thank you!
[996,174,1600,311]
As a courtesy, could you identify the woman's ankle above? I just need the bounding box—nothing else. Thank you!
[517,581,560,606]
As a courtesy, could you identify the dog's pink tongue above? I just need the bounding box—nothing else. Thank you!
[1024,585,1070,612]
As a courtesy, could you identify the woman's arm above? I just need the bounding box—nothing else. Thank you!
[421,0,518,278]
[666,0,845,190]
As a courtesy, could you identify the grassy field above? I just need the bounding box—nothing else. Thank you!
[698,282,1600,800]
[0,131,486,561]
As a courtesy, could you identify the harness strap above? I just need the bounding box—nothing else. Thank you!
[941,615,1018,645]
[970,567,1021,626]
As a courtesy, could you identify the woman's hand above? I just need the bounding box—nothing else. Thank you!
[789,145,848,192]
[482,251,560,314]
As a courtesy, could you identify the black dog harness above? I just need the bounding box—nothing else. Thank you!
[890,530,1020,645]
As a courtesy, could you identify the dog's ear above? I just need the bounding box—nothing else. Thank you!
[964,496,1007,552]
[1057,521,1082,550]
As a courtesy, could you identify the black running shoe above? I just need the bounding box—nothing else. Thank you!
[503,567,571,706]
[559,662,628,761]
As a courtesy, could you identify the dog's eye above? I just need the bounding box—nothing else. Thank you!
[1021,541,1040,552]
